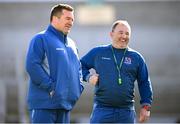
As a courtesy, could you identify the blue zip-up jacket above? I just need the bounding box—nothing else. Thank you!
[80,44,153,109]
[26,24,84,110]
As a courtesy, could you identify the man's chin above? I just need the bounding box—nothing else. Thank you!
[63,31,69,35]
[64,30,70,35]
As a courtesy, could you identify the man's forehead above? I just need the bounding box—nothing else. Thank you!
[115,24,129,31]
[62,9,73,14]
[62,10,74,16]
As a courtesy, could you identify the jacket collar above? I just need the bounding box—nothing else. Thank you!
[47,24,67,44]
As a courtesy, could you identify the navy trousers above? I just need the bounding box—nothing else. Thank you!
[90,104,136,123]
[29,109,70,123]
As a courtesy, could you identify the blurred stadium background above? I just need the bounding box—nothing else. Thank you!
[0,0,180,123]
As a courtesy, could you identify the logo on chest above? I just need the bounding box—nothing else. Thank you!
[124,57,132,64]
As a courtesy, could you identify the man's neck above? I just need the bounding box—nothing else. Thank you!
[51,23,66,35]
[112,43,127,49]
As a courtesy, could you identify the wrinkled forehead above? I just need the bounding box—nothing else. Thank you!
[112,20,131,33]
[61,9,74,15]
[114,23,130,33]
[60,9,74,19]
[115,23,131,32]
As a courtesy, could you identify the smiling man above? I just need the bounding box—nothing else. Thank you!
[80,20,153,123]
[26,4,84,123]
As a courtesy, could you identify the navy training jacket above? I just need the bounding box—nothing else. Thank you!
[26,24,84,110]
[81,45,153,109]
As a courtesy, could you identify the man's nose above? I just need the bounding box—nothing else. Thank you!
[122,34,126,38]
[69,20,74,26]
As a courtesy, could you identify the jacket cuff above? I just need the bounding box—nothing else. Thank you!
[141,103,151,107]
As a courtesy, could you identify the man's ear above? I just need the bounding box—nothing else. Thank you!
[52,16,59,23]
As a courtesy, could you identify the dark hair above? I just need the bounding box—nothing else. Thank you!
[111,22,119,32]
[50,4,74,22]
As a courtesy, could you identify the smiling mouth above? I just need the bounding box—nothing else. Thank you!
[119,39,126,42]
[65,24,72,28]
[67,26,72,30]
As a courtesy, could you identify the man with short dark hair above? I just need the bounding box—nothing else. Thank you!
[26,4,84,123]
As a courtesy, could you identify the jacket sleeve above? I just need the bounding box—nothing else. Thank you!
[80,48,97,82]
[79,62,84,92]
[76,47,84,92]
[26,34,54,92]
[137,55,153,106]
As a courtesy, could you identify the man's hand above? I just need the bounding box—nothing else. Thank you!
[89,74,99,85]
[139,107,150,123]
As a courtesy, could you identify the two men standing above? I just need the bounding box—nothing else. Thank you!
[26,3,153,123]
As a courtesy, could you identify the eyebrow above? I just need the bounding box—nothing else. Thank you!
[66,16,74,20]
[118,30,129,33]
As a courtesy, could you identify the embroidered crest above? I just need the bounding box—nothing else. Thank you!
[124,57,132,64]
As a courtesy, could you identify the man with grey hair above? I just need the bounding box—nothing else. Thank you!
[26,4,83,123]
[81,20,153,123]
